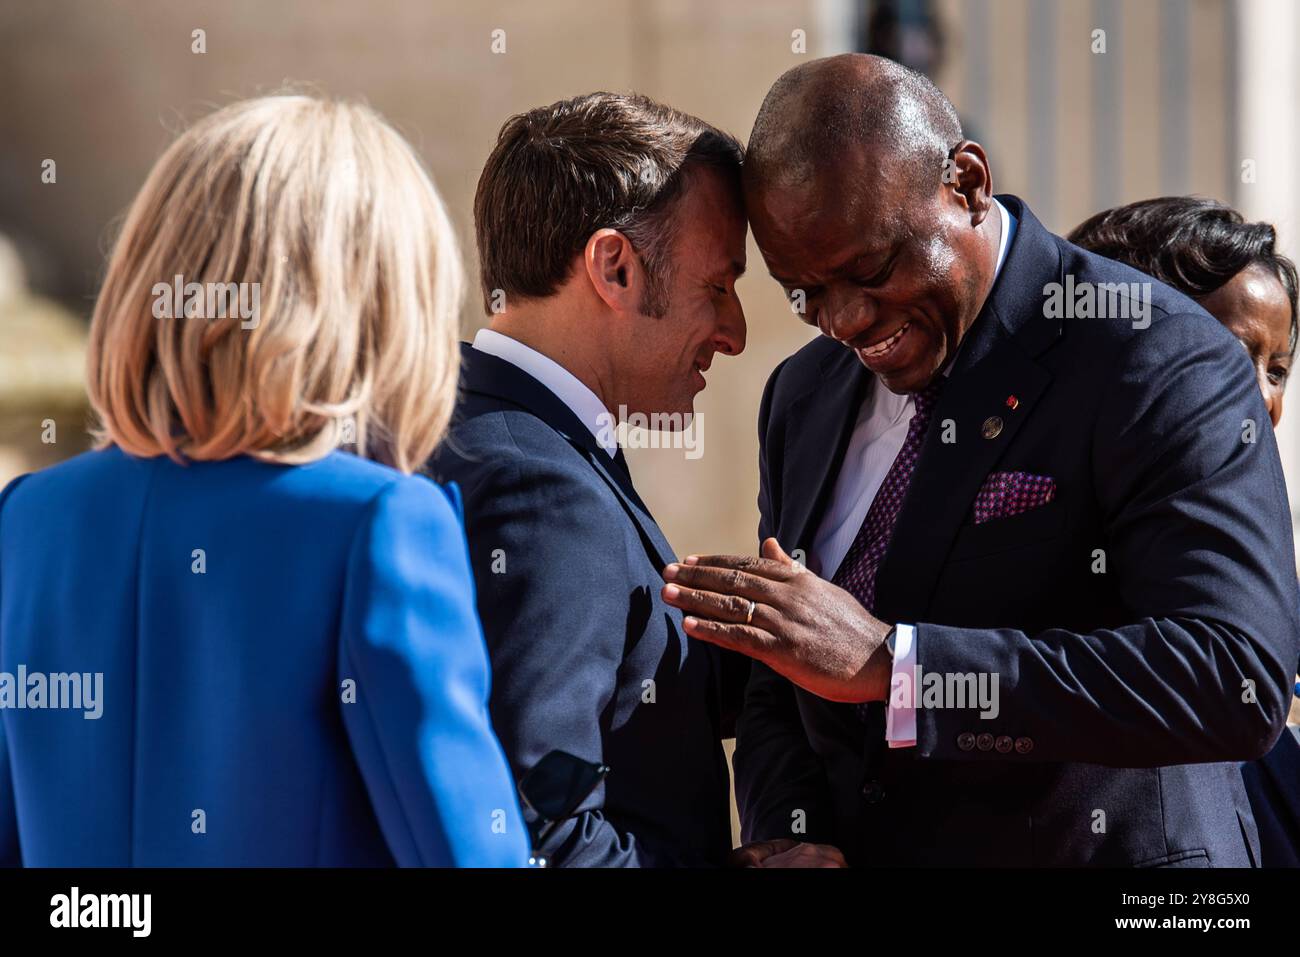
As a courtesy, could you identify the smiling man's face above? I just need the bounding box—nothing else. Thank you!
[624,166,748,420]
[745,142,988,394]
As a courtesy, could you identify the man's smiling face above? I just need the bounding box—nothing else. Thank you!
[744,143,987,395]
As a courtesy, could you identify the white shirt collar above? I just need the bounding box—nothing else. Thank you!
[471,328,619,457]
[991,197,1012,280]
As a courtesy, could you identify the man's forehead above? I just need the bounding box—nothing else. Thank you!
[674,173,747,267]
[750,159,904,223]
[749,180,898,262]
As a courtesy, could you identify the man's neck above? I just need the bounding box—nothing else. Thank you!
[979,198,1005,304]
[956,198,1007,348]
[931,199,1006,384]
[487,309,616,416]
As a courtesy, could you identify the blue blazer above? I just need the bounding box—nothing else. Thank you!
[0,446,527,867]
[428,345,735,866]
[736,195,1300,866]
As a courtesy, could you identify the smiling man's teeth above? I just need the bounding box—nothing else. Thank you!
[861,321,910,357]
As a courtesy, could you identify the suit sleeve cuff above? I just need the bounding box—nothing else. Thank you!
[885,623,917,748]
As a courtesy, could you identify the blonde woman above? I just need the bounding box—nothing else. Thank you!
[0,96,526,867]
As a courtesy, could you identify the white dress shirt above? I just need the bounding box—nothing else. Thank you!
[471,328,618,458]
[808,198,1014,747]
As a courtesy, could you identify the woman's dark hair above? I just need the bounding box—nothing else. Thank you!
[1068,196,1298,354]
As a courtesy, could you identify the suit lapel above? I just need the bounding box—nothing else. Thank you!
[457,343,679,571]
[778,346,871,564]
[871,195,1064,623]
[871,335,1051,623]
[584,446,679,570]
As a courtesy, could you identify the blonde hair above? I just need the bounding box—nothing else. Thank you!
[87,95,463,473]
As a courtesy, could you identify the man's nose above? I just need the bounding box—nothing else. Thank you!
[713,292,747,356]
[823,287,872,343]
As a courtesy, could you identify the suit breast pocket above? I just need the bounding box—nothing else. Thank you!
[947,496,1067,562]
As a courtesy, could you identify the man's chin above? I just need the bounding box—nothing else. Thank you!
[664,403,697,431]
[861,347,946,394]
[862,358,915,392]
[623,400,696,430]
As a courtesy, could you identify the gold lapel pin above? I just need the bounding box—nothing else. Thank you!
[1005,395,1019,410]
[982,416,1003,439]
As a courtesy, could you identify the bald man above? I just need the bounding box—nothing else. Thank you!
[662,54,1300,867]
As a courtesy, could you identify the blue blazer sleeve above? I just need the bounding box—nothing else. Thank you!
[338,476,527,867]
[0,708,15,867]
[0,475,27,867]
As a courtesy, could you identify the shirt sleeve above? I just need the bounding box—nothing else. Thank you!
[885,623,918,748]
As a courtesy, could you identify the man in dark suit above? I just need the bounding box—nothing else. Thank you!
[662,54,1300,866]
[1243,724,1300,866]
[430,93,748,866]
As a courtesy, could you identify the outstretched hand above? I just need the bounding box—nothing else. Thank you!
[661,537,893,703]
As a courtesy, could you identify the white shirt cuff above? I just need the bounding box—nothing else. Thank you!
[885,623,917,748]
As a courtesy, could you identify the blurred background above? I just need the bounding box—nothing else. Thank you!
[1,0,1297,553]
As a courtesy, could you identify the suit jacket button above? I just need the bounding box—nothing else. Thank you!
[975,733,994,751]
[981,416,1004,439]
[1014,736,1034,754]
[957,732,976,751]
[860,779,886,804]
[994,735,1014,754]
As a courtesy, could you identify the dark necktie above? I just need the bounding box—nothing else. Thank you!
[612,445,629,475]
[831,379,945,616]
[831,379,943,723]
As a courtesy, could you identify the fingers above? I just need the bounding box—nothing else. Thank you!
[662,580,760,626]
[678,615,774,658]
[760,537,800,568]
[676,551,802,583]
[729,838,797,867]
[663,562,780,603]
[757,843,848,868]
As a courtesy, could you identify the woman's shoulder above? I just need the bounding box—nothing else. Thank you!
[1,446,140,507]
[2,447,462,530]
[290,453,466,547]
[302,451,461,518]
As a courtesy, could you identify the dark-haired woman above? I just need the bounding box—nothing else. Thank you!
[1071,196,1300,867]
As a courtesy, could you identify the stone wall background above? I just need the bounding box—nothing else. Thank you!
[1,0,1262,555]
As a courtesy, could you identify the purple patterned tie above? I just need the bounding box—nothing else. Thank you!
[832,380,943,721]
[832,379,944,618]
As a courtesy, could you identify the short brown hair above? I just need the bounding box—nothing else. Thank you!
[474,92,742,315]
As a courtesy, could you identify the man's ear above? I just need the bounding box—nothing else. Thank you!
[584,228,645,313]
[945,140,994,226]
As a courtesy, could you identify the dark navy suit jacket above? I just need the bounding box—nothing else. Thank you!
[1243,725,1300,866]
[428,344,733,867]
[736,196,1300,867]
[0,448,527,867]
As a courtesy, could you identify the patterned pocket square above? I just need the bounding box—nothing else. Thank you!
[971,471,1056,525]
